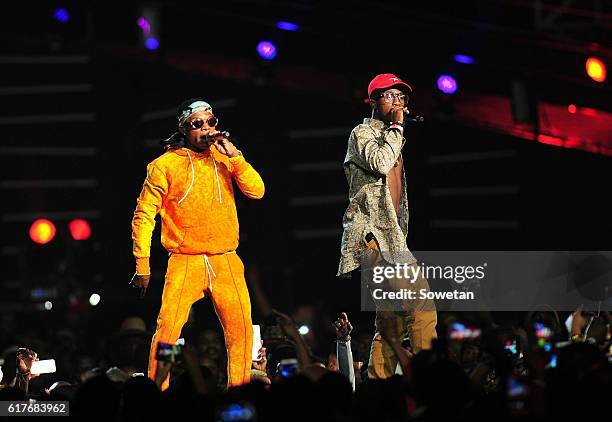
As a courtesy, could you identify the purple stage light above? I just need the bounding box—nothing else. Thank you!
[145,37,159,50]
[257,41,277,60]
[137,17,151,35]
[276,21,299,31]
[454,54,475,64]
[437,75,458,94]
[53,8,69,23]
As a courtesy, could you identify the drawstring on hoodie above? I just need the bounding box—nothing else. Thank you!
[178,150,195,205]
[178,149,222,205]
[203,255,217,293]
[202,251,235,293]
[212,155,222,204]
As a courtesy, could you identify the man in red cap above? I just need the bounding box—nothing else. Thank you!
[337,73,437,379]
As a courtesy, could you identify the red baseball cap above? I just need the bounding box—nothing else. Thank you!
[367,73,413,98]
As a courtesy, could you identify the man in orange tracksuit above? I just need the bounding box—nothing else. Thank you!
[130,99,265,391]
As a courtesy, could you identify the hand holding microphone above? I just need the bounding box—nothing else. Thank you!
[205,130,231,141]
[390,106,424,127]
[391,105,405,125]
[206,130,242,158]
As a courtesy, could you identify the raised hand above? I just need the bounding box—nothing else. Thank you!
[252,346,267,372]
[333,312,353,342]
[212,136,241,158]
[271,309,300,340]
[16,348,38,380]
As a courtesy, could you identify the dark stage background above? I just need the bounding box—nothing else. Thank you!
[1,1,611,337]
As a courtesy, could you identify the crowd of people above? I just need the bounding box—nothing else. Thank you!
[1,301,610,421]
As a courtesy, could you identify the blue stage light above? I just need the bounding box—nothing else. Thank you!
[53,8,69,23]
[145,37,159,50]
[437,75,458,94]
[257,41,277,60]
[276,21,299,31]
[454,54,475,64]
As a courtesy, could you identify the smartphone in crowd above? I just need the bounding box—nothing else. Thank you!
[506,375,528,414]
[217,402,256,422]
[252,325,263,362]
[31,359,57,375]
[533,322,557,368]
[156,342,183,363]
[533,322,553,352]
[278,358,299,378]
[504,338,520,357]
[507,375,527,398]
[449,322,481,340]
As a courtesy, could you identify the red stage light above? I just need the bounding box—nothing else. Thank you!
[568,104,577,114]
[30,219,56,245]
[69,219,91,241]
[586,57,606,82]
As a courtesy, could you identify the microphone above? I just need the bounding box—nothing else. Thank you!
[205,130,232,143]
[402,107,425,123]
[207,130,231,139]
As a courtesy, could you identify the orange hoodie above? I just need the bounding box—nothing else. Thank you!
[131,147,265,275]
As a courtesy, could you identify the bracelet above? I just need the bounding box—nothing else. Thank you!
[390,121,404,127]
[570,333,583,343]
[250,369,268,378]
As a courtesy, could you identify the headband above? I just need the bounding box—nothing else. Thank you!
[178,100,213,126]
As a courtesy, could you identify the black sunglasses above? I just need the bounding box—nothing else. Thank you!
[185,116,218,130]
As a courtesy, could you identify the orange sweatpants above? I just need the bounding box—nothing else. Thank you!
[148,252,253,391]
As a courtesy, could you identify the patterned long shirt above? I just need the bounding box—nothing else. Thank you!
[337,118,417,276]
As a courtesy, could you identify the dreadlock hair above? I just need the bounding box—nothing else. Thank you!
[160,98,207,151]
